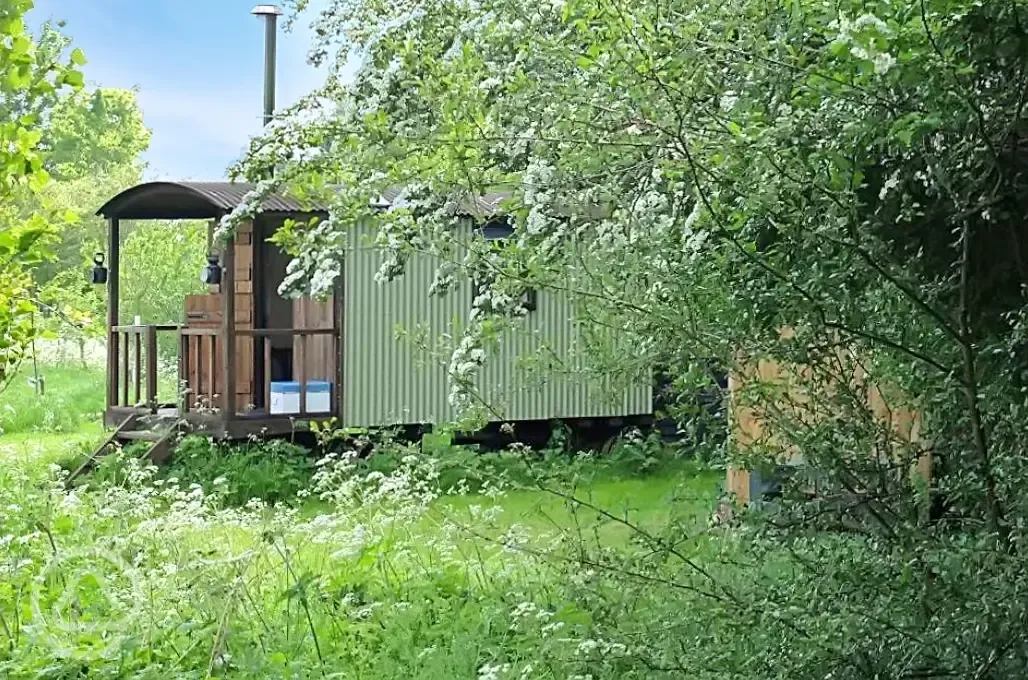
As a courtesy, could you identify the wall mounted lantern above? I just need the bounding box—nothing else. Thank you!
[201,254,223,286]
[91,252,108,285]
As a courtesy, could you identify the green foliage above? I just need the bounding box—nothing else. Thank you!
[164,435,316,506]
[31,157,139,289]
[0,4,83,393]
[0,361,104,435]
[221,0,1028,675]
[43,88,151,180]
[0,426,718,678]
[33,164,209,357]
[0,218,51,393]
[119,220,209,333]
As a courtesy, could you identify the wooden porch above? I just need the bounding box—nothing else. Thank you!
[105,325,341,439]
[97,182,341,441]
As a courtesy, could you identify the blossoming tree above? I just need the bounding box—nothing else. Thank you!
[224,0,1028,670]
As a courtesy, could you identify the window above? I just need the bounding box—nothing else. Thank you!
[473,219,538,313]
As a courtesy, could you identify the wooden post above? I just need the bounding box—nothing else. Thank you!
[263,336,272,413]
[298,334,307,416]
[134,330,142,405]
[121,331,129,406]
[106,218,120,410]
[146,326,158,412]
[335,278,344,421]
[179,332,189,413]
[221,235,236,420]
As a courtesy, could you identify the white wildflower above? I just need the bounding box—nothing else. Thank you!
[873,52,896,75]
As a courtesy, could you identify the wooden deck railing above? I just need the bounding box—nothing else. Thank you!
[179,327,220,412]
[108,325,180,412]
[173,327,339,419]
[238,328,339,418]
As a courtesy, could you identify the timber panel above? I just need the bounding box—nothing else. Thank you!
[727,339,929,505]
[182,221,255,411]
[293,296,336,383]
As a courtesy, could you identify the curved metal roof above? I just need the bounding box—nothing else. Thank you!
[97,181,510,221]
[96,182,331,220]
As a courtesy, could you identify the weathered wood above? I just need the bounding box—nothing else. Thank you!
[293,296,336,384]
[264,337,272,413]
[179,332,189,412]
[298,334,307,416]
[114,324,179,332]
[134,331,142,405]
[206,336,217,406]
[106,218,120,409]
[185,294,221,325]
[333,332,341,415]
[727,340,929,506]
[145,429,179,466]
[67,414,138,486]
[120,430,163,442]
[234,235,255,410]
[221,236,236,419]
[224,415,334,440]
[121,331,129,406]
[146,326,158,412]
[237,328,337,336]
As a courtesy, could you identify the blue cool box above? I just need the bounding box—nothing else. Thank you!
[270,381,332,393]
[306,381,332,394]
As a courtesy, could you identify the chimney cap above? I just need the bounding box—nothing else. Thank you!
[251,4,283,16]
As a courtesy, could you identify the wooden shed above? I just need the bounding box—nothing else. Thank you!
[725,334,929,506]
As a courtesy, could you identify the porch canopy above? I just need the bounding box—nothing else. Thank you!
[96,181,331,220]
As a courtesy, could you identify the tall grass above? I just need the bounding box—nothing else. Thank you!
[0,429,726,678]
[0,362,105,435]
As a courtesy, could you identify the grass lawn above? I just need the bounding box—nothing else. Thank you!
[1,362,106,435]
[437,460,719,543]
[0,366,732,678]
[2,363,723,551]
[0,425,105,476]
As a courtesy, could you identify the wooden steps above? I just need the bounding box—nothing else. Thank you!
[119,430,164,442]
[66,415,190,486]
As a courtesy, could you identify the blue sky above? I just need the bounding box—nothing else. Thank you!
[30,0,333,179]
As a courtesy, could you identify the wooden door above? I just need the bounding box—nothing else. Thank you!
[293,296,336,385]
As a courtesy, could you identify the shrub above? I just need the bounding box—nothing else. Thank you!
[164,435,315,506]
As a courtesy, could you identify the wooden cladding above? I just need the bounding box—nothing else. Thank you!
[726,341,929,506]
[293,295,336,384]
[183,222,255,411]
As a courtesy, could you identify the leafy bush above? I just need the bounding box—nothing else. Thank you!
[164,435,315,506]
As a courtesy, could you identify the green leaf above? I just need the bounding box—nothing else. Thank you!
[63,70,85,88]
[70,47,87,65]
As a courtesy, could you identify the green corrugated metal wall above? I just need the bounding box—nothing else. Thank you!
[342,223,652,427]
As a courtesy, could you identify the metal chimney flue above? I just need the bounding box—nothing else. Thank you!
[252,5,282,127]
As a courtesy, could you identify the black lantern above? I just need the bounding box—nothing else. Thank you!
[201,255,222,285]
[91,252,108,285]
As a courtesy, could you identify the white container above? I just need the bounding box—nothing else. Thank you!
[270,381,300,415]
[305,381,332,414]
